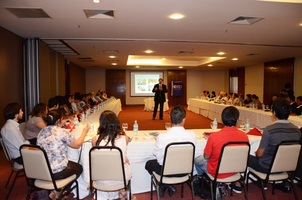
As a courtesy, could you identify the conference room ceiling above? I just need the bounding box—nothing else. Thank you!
[1,0,302,70]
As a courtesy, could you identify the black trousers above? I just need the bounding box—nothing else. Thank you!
[52,161,83,180]
[248,155,269,173]
[153,101,164,119]
[145,159,162,175]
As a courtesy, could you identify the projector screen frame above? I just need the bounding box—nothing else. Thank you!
[130,71,164,97]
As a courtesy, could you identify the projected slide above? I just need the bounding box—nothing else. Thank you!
[130,71,163,96]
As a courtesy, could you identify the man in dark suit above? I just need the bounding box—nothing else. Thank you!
[152,78,168,120]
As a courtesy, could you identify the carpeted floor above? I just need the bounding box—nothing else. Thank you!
[118,105,222,131]
[1,105,301,200]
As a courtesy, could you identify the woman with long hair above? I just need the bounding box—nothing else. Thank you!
[92,110,132,200]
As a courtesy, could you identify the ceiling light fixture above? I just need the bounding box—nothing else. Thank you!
[169,13,185,20]
[208,64,213,67]
[93,0,100,3]
[217,52,225,55]
[178,66,183,69]
[232,58,239,61]
[109,55,116,58]
[135,66,140,68]
[111,63,117,65]
[144,49,154,54]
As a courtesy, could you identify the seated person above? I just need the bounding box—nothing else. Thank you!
[268,94,278,110]
[292,96,302,115]
[37,110,89,180]
[238,94,245,106]
[243,94,252,105]
[25,103,48,144]
[145,105,196,197]
[251,94,262,109]
[1,102,30,165]
[248,98,301,175]
[220,92,228,104]
[194,106,249,193]
[92,110,133,200]
[210,91,216,99]
[48,96,59,111]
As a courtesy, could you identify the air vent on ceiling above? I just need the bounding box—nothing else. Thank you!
[84,10,114,19]
[178,51,193,55]
[5,8,51,18]
[42,39,79,56]
[229,16,264,25]
[246,53,259,56]
[103,50,119,54]
[79,57,94,62]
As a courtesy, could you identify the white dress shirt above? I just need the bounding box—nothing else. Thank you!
[153,126,196,165]
[1,119,30,159]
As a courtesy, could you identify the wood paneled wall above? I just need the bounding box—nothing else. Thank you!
[39,41,66,103]
[263,58,294,104]
[0,27,24,126]
[106,70,126,106]
[167,70,187,106]
[68,62,86,94]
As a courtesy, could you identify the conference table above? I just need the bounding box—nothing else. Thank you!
[187,98,302,128]
[68,117,261,198]
[143,97,169,111]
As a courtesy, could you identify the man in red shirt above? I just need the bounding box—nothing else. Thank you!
[195,106,249,193]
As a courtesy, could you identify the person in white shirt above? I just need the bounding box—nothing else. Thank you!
[1,102,30,164]
[145,105,196,197]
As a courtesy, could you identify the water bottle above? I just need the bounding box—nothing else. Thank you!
[74,116,79,128]
[133,120,138,136]
[89,121,94,134]
[245,119,250,132]
[212,118,217,131]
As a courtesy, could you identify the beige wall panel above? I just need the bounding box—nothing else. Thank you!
[69,62,86,94]
[245,64,264,102]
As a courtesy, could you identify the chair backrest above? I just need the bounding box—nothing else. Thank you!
[89,146,127,188]
[215,141,250,176]
[0,135,12,162]
[269,140,301,174]
[20,144,54,183]
[161,142,195,177]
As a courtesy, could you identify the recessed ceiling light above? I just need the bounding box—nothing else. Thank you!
[232,58,239,61]
[112,63,117,65]
[135,66,140,68]
[93,0,100,3]
[217,52,225,55]
[144,49,154,54]
[208,64,213,67]
[109,55,116,58]
[178,66,183,69]
[169,13,185,20]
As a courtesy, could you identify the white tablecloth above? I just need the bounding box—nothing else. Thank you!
[67,98,122,199]
[68,127,261,198]
[144,97,169,111]
[187,98,302,128]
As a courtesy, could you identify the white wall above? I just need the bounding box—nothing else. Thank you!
[245,64,264,102]
[86,69,106,93]
[187,70,227,102]
[85,56,302,105]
